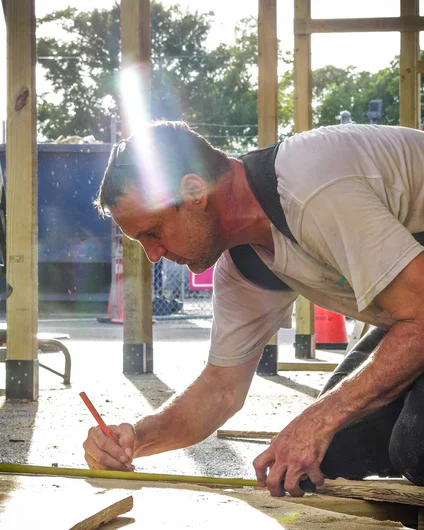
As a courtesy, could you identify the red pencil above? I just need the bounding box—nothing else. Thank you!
[79,391,115,441]
[80,391,133,470]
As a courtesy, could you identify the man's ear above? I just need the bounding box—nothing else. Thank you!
[180,174,208,207]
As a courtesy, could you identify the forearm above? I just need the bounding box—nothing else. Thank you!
[133,370,239,458]
[309,320,424,434]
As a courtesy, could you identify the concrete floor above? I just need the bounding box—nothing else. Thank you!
[0,316,349,481]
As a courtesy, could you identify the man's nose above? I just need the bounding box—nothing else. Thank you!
[142,240,166,263]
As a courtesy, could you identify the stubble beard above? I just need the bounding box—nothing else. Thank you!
[186,217,223,273]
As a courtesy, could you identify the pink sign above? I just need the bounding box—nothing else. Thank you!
[189,266,214,291]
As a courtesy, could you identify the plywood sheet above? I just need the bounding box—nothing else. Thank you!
[0,473,409,530]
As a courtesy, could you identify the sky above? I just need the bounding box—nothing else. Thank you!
[0,0,423,132]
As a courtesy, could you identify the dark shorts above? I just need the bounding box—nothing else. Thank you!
[320,326,424,484]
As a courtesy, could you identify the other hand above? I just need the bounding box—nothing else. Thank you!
[253,411,333,497]
[83,423,136,471]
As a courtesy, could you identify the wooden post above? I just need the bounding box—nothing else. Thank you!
[400,0,420,129]
[293,0,315,359]
[258,0,278,147]
[5,0,38,400]
[120,0,153,374]
[257,0,279,375]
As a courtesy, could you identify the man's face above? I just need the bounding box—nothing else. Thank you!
[110,187,223,273]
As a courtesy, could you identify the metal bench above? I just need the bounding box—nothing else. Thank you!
[0,327,71,385]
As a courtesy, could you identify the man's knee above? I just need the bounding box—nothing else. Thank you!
[320,326,387,397]
[389,377,424,485]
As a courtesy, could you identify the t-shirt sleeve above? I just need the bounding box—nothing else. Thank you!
[208,252,298,367]
[299,177,423,312]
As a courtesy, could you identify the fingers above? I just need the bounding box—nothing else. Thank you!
[306,463,325,488]
[84,451,133,471]
[265,463,286,497]
[253,446,325,497]
[109,424,135,458]
[253,447,275,487]
[83,424,135,471]
[282,470,305,497]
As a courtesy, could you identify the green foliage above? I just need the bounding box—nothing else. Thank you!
[37,3,417,148]
[312,59,400,127]
[36,3,259,149]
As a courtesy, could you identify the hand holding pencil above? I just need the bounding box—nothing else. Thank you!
[80,392,136,471]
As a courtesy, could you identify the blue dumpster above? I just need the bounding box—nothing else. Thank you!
[0,143,113,304]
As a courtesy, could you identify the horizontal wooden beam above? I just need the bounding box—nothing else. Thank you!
[286,495,418,528]
[417,60,424,73]
[319,477,424,507]
[278,361,338,371]
[295,16,424,35]
[289,494,417,526]
[217,430,277,440]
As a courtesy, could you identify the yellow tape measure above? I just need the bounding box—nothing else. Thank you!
[0,463,257,488]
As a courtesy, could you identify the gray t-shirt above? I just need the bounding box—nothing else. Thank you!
[209,124,424,367]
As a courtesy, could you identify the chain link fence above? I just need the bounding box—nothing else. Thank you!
[153,259,213,320]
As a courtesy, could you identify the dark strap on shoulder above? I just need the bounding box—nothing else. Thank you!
[414,232,424,246]
[230,232,424,292]
[228,143,296,291]
[238,142,297,244]
[229,244,292,291]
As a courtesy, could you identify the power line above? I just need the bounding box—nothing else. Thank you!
[189,122,257,128]
[203,134,257,139]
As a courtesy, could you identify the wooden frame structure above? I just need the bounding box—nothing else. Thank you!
[1,0,154,400]
[292,0,423,359]
[120,0,153,375]
[4,0,39,400]
[3,0,423,394]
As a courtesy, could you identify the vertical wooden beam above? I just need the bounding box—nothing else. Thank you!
[258,0,278,148]
[293,0,315,359]
[400,0,420,128]
[5,0,38,400]
[120,0,153,374]
[257,0,279,375]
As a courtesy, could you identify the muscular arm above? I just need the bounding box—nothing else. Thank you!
[313,251,424,430]
[133,354,260,458]
[254,251,424,496]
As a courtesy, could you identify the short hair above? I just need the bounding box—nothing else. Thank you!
[94,120,231,216]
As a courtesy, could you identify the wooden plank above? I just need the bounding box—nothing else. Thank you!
[417,60,424,74]
[286,495,418,528]
[293,0,314,360]
[293,0,312,133]
[217,429,277,440]
[258,0,277,148]
[120,0,153,373]
[278,360,337,371]
[0,488,133,529]
[294,15,424,35]
[0,473,409,530]
[400,0,420,129]
[257,0,279,369]
[319,477,424,508]
[5,0,38,398]
[71,495,133,530]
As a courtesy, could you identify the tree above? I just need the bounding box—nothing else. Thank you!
[312,59,400,127]
[36,4,260,150]
[37,6,122,142]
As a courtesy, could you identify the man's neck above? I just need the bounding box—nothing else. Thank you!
[210,158,274,252]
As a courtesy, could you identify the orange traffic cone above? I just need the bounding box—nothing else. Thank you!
[98,257,156,325]
[98,258,124,324]
[315,305,348,349]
